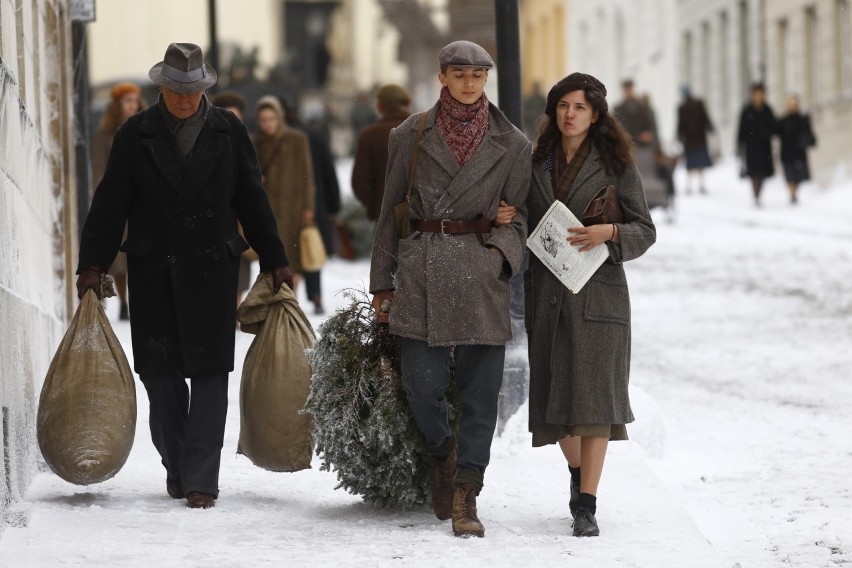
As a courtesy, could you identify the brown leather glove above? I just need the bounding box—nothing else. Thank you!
[271,266,294,293]
[76,267,104,299]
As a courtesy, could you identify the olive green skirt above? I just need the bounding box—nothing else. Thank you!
[532,423,628,447]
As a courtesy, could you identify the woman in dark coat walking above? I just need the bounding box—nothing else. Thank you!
[737,83,778,206]
[676,85,714,195]
[778,95,816,204]
[499,73,656,537]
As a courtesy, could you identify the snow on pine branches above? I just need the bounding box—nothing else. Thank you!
[306,289,458,509]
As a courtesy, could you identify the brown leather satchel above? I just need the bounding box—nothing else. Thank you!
[393,112,428,239]
[582,184,624,226]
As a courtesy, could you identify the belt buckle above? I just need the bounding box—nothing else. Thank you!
[440,219,451,235]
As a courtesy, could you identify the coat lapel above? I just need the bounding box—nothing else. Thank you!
[170,112,229,216]
[418,111,460,180]
[139,106,184,195]
[565,147,606,216]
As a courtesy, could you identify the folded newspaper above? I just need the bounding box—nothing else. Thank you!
[527,200,609,294]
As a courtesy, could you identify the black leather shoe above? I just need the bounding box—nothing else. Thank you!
[569,480,580,518]
[573,507,600,537]
[166,478,184,499]
[186,491,216,509]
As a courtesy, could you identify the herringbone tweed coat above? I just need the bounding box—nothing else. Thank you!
[524,147,656,439]
[370,102,531,346]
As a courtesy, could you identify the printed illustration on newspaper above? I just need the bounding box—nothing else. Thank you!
[527,200,609,294]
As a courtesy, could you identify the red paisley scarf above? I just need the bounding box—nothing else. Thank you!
[436,87,490,167]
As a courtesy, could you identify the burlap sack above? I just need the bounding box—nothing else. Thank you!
[236,273,316,471]
[37,290,136,485]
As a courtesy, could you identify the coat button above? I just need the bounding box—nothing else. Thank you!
[205,210,214,218]
[550,296,557,305]
[167,255,177,264]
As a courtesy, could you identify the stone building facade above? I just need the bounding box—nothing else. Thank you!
[0,0,77,529]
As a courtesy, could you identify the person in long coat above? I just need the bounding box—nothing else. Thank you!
[92,81,145,320]
[778,95,816,205]
[676,85,714,195]
[76,43,292,510]
[737,82,778,206]
[370,41,531,538]
[282,97,342,314]
[499,73,656,537]
[253,96,316,293]
[352,84,412,221]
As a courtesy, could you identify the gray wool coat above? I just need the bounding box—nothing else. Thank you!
[370,102,532,346]
[524,146,656,439]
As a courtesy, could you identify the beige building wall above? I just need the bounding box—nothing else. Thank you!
[764,0,852,185]
[520,0,568,94]
[327,0,408,93]
[1,0,77,527]
[678,0,764,158]
[87,0,282,85]
[571,0,680,148]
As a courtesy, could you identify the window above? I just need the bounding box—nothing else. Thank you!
[837,0,852,95]
[805,6,817,107]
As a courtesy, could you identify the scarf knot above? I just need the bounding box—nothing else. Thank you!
[436,87,490,167]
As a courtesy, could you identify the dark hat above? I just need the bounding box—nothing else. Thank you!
[211,90,246,113]
[438,40,494,70]
[545,73,609,116]
[149,43,217,94]
[375,84,411,106]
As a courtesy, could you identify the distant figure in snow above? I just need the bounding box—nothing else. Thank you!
[778,95,816,205]
[737,82,778,207]
[676,85,714,195]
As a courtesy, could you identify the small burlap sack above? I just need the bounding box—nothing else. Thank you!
[236,273,315,471]
[37,289,136,485]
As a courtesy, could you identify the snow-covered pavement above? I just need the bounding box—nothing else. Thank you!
[1,160,850,567]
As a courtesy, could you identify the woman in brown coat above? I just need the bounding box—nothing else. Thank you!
[253,96,316,292]
[92,82,145,319]
[500,73,656,537]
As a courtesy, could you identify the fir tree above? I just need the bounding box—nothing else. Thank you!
[306,290,458,508]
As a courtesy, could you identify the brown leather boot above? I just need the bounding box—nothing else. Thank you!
[431,445,457,520]
[452,484,484,538]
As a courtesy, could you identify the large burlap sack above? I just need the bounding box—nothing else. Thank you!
[37,289,136,485]
[236,273,316,471]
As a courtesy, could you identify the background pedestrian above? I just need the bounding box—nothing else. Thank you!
[676,84,714,195]
[778,95,817,205]
[737,82,778,207]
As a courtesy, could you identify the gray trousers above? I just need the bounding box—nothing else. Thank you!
[399,338,505,474]
[140,372,229,497]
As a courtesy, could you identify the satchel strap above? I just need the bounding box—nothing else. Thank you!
[405,113,429,202]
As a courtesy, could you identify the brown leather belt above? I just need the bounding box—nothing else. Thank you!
[413,218,493,234]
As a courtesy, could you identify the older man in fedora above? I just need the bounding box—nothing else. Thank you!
[76,43,292,509]
[370,40,531,537]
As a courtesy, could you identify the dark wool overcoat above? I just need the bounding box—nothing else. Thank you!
[677,97,713,152]
[78,103,288,378]
[525,147,656,435]
[778,112,816,166]
[352,111,410,220]
[737,102,778,178]
[370,103,532,346]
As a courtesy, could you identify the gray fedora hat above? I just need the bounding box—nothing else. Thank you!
[148,43,217,93]
[439,40,494,70]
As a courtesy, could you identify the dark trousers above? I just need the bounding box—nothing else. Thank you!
[140,372,229,497]
[399,338,505,474]
[304,271,321,304]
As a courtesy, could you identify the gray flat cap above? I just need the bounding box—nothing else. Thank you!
[439,40,494,70]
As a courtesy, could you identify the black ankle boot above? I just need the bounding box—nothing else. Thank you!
[573,507,599,537]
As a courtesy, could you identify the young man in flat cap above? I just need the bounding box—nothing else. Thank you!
[370,40,531,537]
[352,84,412,221]
[76,43,292,509]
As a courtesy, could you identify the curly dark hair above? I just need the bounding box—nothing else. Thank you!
[532,72,634,176]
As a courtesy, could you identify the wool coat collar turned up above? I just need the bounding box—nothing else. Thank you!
[370,101,532,346]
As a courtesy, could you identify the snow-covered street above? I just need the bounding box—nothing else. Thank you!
[1,160,850,567]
